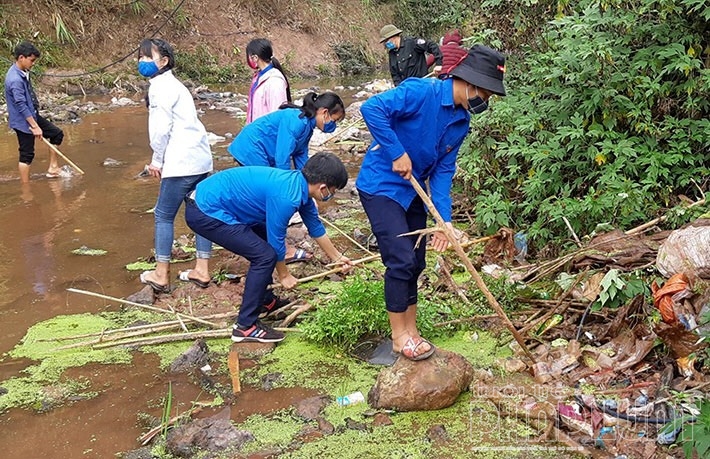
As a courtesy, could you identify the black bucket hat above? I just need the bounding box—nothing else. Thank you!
[449,44,507,96]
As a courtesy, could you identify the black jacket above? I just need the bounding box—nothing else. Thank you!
[388,36,443,86]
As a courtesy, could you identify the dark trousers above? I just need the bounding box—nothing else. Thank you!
[15,115,64,164]
[185,199,276,327]
[359,190,427,312]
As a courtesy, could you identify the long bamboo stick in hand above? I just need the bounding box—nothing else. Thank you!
[408,176,537,363]
[42,137,85,175]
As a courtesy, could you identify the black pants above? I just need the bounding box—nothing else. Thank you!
[16,115,64,165]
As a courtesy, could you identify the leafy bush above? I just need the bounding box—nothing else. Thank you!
[332,41,378,76]
[300,275,442,350]
[175,45,247,85]
[457,0,710,251]
[392,0,555,50]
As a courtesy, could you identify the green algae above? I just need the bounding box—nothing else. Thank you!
[234,389,573,459]
[240,411,304,451]
[0,309,225,412]
[435,330,512,369]
[145,338,232,369]
[243,335,380,394]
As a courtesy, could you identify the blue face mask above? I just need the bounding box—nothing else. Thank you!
[138,60,160,78]
[384,41,396,51]
[320,186,335,202]
[322,120,337,133]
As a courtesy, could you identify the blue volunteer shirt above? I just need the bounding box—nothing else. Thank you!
[193,166,325,260]
[355,77,470,222]
[228,107,316,170]
[4,64,37,133]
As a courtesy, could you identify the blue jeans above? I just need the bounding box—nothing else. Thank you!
[359,190,427,312]
[185,201,276,327]
[154,174,211,263]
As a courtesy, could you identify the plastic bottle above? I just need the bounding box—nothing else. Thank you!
[336,391,365,406]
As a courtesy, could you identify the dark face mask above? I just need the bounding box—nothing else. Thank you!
[466,86,489,115]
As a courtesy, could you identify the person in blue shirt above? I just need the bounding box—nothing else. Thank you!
[356,45,507,361]
[228,91,345,263]
[4,41,64,183]
[228,91,344,170]
[185,152,353,343]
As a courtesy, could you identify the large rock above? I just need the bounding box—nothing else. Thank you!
[170,339,209,373]
[368,349,474,411]
[166,408,253,457]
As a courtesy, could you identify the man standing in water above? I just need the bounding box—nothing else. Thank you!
[356,45,507,361]
[4,41,64,183]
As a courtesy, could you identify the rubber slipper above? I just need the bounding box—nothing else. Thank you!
[139,270,170,293]
[398,336,435,361]
[178,270,210,288]
[285,248,312,264]
[46,172,60,178]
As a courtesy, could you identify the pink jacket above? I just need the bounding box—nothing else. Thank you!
[246,66,288,124]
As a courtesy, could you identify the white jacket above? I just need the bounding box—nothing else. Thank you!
[148,70,213,178]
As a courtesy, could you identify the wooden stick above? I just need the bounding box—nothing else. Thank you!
[625,197,706,235]
[281,303,313,328]
[321,216,374,255]
[42,137,84,174]
[66,288,219,328]
[270,254,381,288]
[55,323,182,350]
[408,176,537,363]
[38,312,234,342]
[92,329,229,349]
[227,346,241,394]
[562,216,582,247]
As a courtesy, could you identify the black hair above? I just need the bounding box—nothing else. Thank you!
[302,152,348,189]
[246,38,292,102]
[138,38,175,73]
[281,92,345,120]
[13,41,40,59]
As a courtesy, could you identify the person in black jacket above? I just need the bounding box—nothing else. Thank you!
[379,24,442,86]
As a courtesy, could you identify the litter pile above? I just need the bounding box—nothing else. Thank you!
[471,219,710,457]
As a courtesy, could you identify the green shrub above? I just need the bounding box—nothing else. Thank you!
[457,0,710,251]
[300,275,443,350]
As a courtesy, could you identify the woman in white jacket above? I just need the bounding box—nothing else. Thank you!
[137,38,214,293]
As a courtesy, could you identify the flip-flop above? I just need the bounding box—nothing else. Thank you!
[140,270,170,293]
[285,248,312,264]
[178,270,210,288]
[398,336,435,361]
[46,171,60,178]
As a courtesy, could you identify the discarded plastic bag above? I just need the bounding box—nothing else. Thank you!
[651,273,692,324]
[656,223,710,279]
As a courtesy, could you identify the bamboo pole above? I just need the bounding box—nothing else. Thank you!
[92,329,230,349]
[55,323,181,351]
[321,216,374,255]
[270,254,381,288]
[66,288,219,328]
[42,137,84,174]
[408,176,537,363]
[38,312,235,342]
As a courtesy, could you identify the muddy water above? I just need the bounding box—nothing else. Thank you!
[0,101,265,458]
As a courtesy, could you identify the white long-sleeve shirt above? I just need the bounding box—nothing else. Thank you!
[148,70,213,178]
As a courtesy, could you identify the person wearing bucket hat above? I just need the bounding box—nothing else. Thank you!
[379,24,443,86]
[356,43,506,361]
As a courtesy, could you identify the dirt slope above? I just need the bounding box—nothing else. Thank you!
[1,0,389,81]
